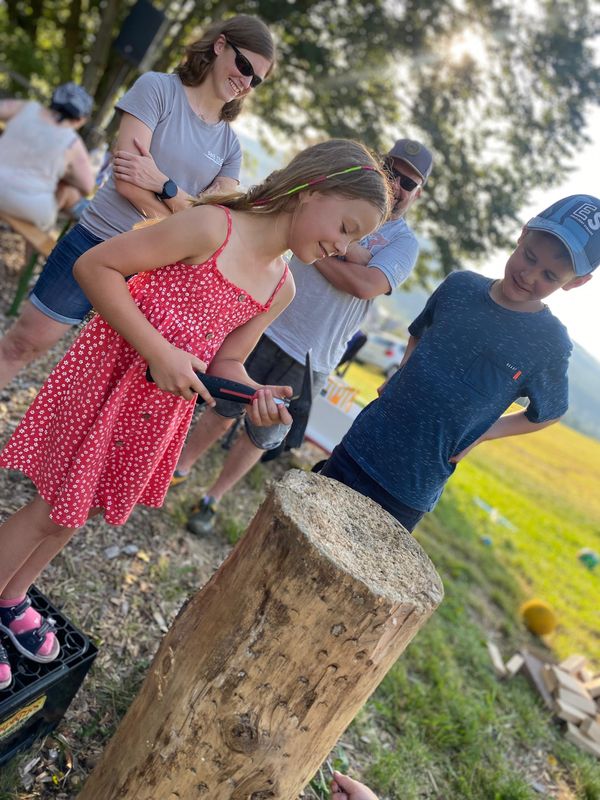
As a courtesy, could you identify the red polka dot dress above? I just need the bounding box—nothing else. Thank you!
[0,208,288,528]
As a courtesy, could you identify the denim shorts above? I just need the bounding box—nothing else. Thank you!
[214,335,326,451]
[29,224,104,324]
[319,444,425,532]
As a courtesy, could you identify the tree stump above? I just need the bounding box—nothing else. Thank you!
[79,470,443,800]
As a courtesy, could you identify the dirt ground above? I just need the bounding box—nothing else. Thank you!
[0,229,332,798]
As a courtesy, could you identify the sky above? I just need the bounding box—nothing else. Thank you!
[479,109,600,364]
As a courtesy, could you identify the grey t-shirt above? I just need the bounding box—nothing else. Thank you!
[80,72,242,240]
[266,216,419,373]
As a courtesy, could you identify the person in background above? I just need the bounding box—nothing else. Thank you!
[0,82,95,229]
[0,14,275,392]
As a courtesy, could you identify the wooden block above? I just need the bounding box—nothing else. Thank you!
[581,717,600,743]
[505,653,524,678]
[520,650,554,709]
[559,654,587,674]
[551,666,592,699]
[487,642,507,677]
[557,687,597,716]
[566,723,600,758]
[554,698,589,724]
[542,664,558,695]
[585,677,600,698]
[579,668,594,683]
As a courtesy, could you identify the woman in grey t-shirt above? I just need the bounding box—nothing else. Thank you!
[0,14,275,391]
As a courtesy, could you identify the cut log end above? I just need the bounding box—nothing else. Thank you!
[275,470,444,610]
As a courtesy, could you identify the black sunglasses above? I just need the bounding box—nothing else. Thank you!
[383,158,421,192]
[226,39,263,88]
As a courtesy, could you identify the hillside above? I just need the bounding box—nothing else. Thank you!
[378,285,600,440]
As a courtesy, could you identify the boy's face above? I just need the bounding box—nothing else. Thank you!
[498,228,592,311]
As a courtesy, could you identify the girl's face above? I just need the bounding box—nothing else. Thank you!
[288,192,383,264]
[211,35,272,103]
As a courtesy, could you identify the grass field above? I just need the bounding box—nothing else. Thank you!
[328,362,600,799]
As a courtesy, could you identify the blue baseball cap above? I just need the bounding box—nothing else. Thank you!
[526,194,600,276]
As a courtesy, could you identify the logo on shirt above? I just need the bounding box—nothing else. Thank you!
[204,151,224,166]
[506,362,522,380]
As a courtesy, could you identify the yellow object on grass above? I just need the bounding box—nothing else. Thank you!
[520,598,558,636]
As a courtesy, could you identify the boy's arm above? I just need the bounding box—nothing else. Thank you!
[450,409,560,463]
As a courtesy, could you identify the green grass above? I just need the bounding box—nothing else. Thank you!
[320,363,600,799]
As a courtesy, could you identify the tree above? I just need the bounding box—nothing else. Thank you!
[1,0,598,278]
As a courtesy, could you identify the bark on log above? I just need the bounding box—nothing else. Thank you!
[78,470,443,800]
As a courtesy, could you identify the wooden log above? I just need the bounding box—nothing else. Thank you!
[78,470,443,800]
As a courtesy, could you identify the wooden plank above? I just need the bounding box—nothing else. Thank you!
[542,664,558,695]
[566,723,600,758]
[585,677,600,698]
[581,718,600,744]
[554,698,589,724]
[559,654,587,674]
[487,642,507,677]
[520,650,554,709]
[551,666,592,699]
[0,211,56,257]
[505,653,525,678]
[557,687,597,716]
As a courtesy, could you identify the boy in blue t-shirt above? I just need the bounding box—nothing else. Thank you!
[319,194,600,532]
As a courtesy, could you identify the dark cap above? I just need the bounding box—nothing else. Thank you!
[527,194,600,276]
[388,139,433,183]
[50,82,93,120]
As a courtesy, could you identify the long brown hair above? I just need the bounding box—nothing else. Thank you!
[176,15,275,123]
[197,139,392,224]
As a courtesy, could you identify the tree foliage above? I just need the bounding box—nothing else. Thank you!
[1,0,599,279]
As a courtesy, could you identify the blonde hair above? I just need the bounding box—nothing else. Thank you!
[197,139,392,223]
[176,15,275,123]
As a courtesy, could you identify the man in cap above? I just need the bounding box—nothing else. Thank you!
[176,138,434,535]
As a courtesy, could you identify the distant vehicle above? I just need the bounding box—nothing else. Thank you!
[357,333,407,377]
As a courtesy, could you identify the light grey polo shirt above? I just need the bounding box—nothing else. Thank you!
[266,216,419,374]
[80,72,242,240]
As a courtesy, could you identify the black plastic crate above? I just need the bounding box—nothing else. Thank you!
[0,585,97,766]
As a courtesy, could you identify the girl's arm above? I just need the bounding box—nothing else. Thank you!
[73,205,228,402]
[208,272,296,426]
[449,409,560,463]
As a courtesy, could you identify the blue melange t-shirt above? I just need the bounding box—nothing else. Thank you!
[342,270,572,512]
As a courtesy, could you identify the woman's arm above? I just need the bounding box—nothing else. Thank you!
[73,205,228,401]
[0,99,25,121]
[112,114,179,219]
[209,272,296,425]
[63,136,95,195]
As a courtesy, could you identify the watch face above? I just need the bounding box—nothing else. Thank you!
[162,180,177,199]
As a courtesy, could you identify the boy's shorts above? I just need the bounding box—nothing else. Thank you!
[318,444,425,532]
[214,335,327,451]
[29,224,103,324]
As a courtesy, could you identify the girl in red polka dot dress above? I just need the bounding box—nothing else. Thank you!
[0,139,390,682]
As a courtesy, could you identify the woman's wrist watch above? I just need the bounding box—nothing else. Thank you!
[156,179,178,201]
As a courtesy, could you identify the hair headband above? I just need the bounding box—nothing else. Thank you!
[252,164,378,207]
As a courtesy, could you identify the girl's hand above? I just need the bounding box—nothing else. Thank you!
[330,771,379,800]
[113,137,167,193]
[147,346,214,404]
[246,385,293,427]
